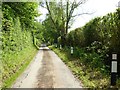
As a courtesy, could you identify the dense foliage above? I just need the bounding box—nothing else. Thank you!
[1,2,43,87]
[49,8,120,88]
[2,2,39,28]
[65,8,120,77]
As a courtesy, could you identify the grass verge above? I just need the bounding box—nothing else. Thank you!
[49,45,120,88]
[2,46,38,88]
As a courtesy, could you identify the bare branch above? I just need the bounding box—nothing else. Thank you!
[77,0,87,5]
[65,0,87,34]
[72,12,95,17]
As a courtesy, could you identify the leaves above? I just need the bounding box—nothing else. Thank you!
[2,2,42,87]
[2,2,39,28]
[65,8,120,79]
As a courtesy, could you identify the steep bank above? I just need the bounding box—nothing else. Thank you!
[2,2,39,88]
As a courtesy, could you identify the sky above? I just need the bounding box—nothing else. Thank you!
[36,0,120,32]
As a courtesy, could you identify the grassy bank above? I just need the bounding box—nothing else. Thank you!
[49,45,120,88]
[1,2,42,88]
[2,47,37,87]
[2,46,38,88]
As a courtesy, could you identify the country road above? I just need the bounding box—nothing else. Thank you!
[12,46,82,88]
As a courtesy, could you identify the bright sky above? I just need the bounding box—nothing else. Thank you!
[36,0,120,32]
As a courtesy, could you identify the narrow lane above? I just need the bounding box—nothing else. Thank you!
[12,46,82,88]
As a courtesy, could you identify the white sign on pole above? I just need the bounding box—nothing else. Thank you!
[112,54,117,60]
[60,45,62,49]
[71,47,73,54]
[111,61,117,73]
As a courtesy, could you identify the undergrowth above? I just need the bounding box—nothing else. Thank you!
[49,45,120,88]
[2,45,38,88]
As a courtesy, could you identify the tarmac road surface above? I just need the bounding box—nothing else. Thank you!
[12,46,82,88]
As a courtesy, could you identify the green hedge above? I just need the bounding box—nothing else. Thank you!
[65,8,120,77]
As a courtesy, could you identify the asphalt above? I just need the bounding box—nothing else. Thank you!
[12,46,82,88]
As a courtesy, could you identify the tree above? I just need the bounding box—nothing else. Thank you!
[42,16,60,44]
[45,0,87,34]
[41,0,87,46]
